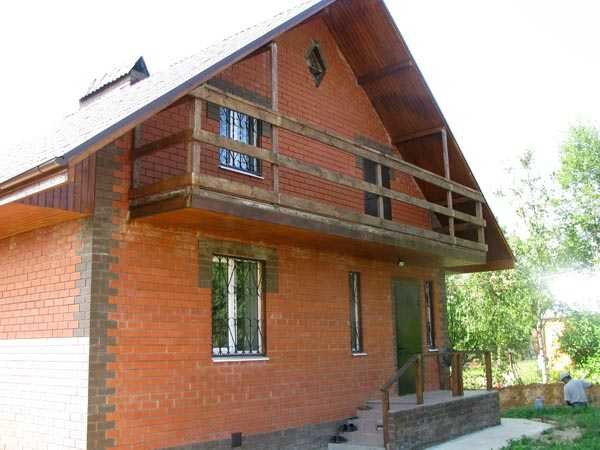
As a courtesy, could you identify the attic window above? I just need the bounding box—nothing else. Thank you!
[306,41,326,87]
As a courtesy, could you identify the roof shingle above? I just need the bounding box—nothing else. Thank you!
[0,0,328,185]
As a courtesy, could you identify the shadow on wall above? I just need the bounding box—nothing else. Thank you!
[499,383,600,410]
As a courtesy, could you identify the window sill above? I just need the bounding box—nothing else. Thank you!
[219,165,264,179]
[352,352,368,357]
[212,356,270,363]
[428,348,439,352]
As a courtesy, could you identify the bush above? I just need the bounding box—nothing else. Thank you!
[560,313,600,366]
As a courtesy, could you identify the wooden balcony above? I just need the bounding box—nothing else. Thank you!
[129,85,488,268]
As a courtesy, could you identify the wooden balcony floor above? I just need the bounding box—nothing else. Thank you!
[130,186,487,269]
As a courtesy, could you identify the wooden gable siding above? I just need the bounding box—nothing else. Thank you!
[0,156,95,240]
[16,156,96,214]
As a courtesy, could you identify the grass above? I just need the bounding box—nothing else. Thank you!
[463,358,541,389]
[501,405,600,449]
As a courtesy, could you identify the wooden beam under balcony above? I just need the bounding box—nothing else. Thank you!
[131,171,487,253]
[130,180,488,267]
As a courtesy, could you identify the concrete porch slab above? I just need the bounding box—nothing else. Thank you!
[428,418,553,450]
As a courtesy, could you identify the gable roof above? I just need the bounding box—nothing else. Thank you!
[0,0,513,271]
[0,0,333,187]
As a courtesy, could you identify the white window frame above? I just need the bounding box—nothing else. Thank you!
[218,108,261,176]
[212,255,263,356]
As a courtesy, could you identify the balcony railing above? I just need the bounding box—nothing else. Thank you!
[129,84,488,255]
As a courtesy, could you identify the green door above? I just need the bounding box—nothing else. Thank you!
[392,279,422,395]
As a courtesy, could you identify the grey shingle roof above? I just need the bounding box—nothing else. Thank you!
[0,0,332,186]
[80,56,149,102]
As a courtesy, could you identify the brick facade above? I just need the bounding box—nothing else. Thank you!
[0,220,83,339]
[0,12,459,450]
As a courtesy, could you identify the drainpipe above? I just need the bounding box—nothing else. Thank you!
[0,157,66,191]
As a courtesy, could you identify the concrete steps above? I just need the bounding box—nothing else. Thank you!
[328,404,385,450]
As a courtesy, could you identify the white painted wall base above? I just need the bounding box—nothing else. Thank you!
[0,337,89,450]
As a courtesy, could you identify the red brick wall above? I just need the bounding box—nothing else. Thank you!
[136,101,191,186]
[0,220,83,339]
[104,225,446,449]
[99,128,446,447]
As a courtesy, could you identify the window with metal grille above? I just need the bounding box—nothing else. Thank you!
[424,281,436,350]
[212,255,264,357]
[349,272,363,354]
[219,107,262,176]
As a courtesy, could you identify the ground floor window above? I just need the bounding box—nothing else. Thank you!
[212,255,264,356]
[349,272,363,353]
[424,280,436,350]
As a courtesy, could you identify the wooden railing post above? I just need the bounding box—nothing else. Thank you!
[456,352,464,396]
[451,352,464,397]
[415,354,424,405]
[382,389,390,450]
[188,98,203,175]
[441,128,455,239]
[450,352,457,396]
[376,163,384,218]
[270,42,280,197]
[485,351,493,390]
[475,201,485,245]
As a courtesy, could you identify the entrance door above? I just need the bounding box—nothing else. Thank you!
[392,279,422,395]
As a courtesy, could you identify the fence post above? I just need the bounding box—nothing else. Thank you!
[451,353,458,396]
[382,389,390,450]
[457,353,464,396]
[485,351,493,390]
[415,354,424,405]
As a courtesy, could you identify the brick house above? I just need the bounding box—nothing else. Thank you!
[0,1,513,449]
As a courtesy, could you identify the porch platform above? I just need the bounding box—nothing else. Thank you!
[330,390,500,450]
[368,389,491,413]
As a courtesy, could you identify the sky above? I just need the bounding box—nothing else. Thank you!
[0,0,599,310]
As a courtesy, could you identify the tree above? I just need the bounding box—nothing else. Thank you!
[447,235,554,384]
[559,312,600,366]
[557,125,600,267]
[559,312,600,381]
[447,251,541,384]
[447,151,557,384]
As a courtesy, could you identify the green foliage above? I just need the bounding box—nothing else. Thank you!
[447,126,600,386]
[557,125,600,267]
[448,150,555,383]
[448,260,539,356]
[502,406,600,449]
[559,313,600,366]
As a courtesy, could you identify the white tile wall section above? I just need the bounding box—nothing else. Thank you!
[0,337,89,450]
